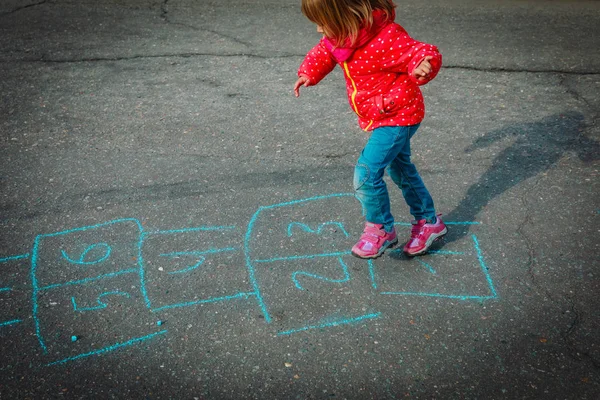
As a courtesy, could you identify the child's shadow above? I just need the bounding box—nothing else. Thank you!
[437,111,597,248]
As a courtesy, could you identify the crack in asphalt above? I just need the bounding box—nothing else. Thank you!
[562,300,600,369]
[4,52,300,63]
[443,65,599,76]
[515,171,600,370]
[0,54,597,76]
[200,28,253,48]
[559,74,599,129]
[160,0,169,20]
[516,174,551,300]
[0,0,47,17]
[157,0,250,47]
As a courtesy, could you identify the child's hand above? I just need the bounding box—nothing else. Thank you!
[412,56,433,81]
[294,75,311,97]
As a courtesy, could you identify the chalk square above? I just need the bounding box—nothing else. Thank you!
[246,193,363,263]
[252,255,377,334]
[140,226,247,310]
[37,273,160,364]
[246,194,377,332]
[375,235,497,301]
[32,219,143,289]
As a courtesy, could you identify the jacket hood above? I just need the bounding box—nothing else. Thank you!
[323,9,395,62]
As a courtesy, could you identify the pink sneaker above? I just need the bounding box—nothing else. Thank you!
[351,222,398,259]
[403,215,448,256]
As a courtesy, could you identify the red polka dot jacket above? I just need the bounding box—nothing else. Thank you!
[298,12,442,131]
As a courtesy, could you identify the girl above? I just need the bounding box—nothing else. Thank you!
[294,0,447,258]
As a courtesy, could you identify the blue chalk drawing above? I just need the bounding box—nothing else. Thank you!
[30,235,45,351]
[368,259,377,289]
[416,258,437,275]
[253,251,351,263]
[146,226,236,235]
[159,248,237,257]
[380,234,498,301]
[1,191,500,367]
[244,193,358,323]
[278,312,382,336]
[245,192,499,336]
[46,330,168,366]
[395,221,481,226]
[159,247,238,275]
[137,231,152,309]
[61,243,111,265]
[473,234,498,298]
[381,292,496,301]
[287,222,349,237]
[25,218,247,366]
[0,253,30,263]
[292,257,351,290]
[429,250,465,255]
[389,248,464,256]
[245,193,389,336]
[0,319,22,328]
[151,292,255,313]
[166,255,205,275]
[139,226,238,309]
[30,218,143,354]
[140,227,248,314]
[71,291,132,312]
[41,269,138,291]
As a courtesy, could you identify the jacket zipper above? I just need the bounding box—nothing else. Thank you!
[343,62,374,131]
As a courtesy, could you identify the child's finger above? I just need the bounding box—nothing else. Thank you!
[293,78,304,96]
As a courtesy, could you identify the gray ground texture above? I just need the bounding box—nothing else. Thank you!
[0,0,599,399]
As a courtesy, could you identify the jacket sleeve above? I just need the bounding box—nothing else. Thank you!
[382,25,442,86]
[298,39,337,86]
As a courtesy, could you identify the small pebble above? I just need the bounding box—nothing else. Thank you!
[71,336,78,342]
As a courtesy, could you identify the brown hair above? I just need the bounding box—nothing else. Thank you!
[301,0,395,46]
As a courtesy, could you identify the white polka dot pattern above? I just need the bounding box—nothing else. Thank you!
[298,22,442,131]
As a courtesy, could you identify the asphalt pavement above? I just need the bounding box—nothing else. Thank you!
[1,0,599,399]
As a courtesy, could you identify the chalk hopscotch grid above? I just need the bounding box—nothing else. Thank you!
[243,193,497,336]
[1,192,499,363]
[244,193,358,324]
[20,218,247,365]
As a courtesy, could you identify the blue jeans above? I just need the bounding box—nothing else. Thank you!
[353,125,436,232]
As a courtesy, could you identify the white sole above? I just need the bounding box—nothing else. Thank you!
[352,238,398,259]
[405,227,448,257]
